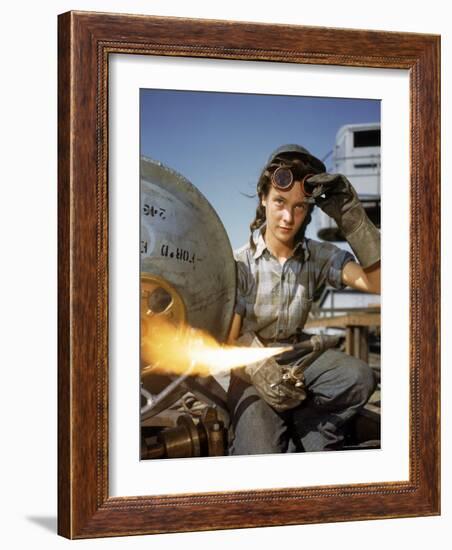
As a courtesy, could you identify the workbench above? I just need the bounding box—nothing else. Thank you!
[305,311,380,362]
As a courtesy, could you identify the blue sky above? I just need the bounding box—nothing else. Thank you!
[141,89,380,249]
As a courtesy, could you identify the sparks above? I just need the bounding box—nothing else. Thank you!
[141,317,290,377]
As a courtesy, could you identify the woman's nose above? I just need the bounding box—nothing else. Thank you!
[282,208,294,223]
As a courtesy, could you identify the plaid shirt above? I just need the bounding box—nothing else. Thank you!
[234,230,354,341]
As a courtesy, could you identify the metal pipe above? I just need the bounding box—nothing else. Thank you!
[141,362,196,421]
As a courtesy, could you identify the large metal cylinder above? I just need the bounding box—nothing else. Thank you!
[140,156,236,341]
[140,157,235,421]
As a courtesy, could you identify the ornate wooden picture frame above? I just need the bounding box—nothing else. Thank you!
[58,11,440,538]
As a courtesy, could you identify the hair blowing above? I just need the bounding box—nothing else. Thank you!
[249,155,319,250]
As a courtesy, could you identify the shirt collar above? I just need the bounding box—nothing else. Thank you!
[252,230,267,259]
[252,228,310,261]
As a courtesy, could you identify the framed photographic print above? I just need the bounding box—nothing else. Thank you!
[137,90,382,466]
[58,11,440,538]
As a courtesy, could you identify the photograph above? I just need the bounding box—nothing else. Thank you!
[54,9,440,538]
[0,0,447,546]
[139,89,382,460]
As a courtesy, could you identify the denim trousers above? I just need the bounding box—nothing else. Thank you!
[227,349,376,455]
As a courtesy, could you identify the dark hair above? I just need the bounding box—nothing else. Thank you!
[249,153,320,250]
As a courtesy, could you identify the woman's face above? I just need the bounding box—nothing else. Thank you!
[261,183,309,249]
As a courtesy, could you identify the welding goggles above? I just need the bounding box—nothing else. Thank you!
[269,164,316,199]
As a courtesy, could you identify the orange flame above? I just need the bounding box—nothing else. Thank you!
[141,317,290,377]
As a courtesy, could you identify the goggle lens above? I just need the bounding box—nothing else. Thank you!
[272,166,294,190]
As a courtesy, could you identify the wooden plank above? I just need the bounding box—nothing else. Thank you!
[305,313,380,328]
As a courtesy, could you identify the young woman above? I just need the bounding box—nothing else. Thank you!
[227,144,380,455]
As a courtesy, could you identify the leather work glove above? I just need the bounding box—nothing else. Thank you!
[235,332,307,412]
[306,173,380,269]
